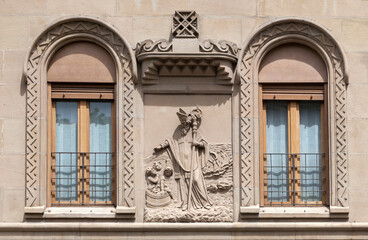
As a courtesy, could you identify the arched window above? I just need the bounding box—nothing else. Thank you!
[47,41,116,206]
[258,43,328,206]
[238,19,348,219]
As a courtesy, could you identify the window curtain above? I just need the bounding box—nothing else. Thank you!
[266,101,289,202]
[55,101,78,201]
[299,101,322,202]
[89,102,112,202]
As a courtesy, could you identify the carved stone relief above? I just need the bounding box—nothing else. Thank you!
[172,11,199,38]
[144,107,233,222]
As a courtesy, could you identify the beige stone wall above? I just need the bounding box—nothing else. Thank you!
[0,0,367,232]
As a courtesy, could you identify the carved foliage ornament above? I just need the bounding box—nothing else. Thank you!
[239,20,348,208]
[25,18,135,207]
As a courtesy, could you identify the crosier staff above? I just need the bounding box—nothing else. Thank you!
[187,108,201,212]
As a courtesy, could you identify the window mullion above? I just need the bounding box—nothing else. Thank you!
[289,101,301,205]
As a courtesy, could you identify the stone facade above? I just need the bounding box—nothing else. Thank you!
[0,0,367,239]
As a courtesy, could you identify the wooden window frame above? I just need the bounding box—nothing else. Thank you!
[47,83,116,207]
[259,84,329,207]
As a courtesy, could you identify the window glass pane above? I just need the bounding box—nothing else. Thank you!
[55,101,78,201]
[299,101,322,202]
[266,101,289,202]
[89,102,112,202]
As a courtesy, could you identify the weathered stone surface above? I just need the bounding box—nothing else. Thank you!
[343,20,368,52]
[47,0,116,15]
[133,17,171,43]
[3,51,26,85]
[0,0,47,16]
[258,0,328,17]
[118,0,187,16]
[348,119,368,154]
[200,17,242,45]
[188,0,256,16]
[330,0,368,18]
[0,16,27,50]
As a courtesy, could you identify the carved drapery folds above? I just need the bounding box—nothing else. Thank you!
[25,18,136,209]
[238,19,348,212]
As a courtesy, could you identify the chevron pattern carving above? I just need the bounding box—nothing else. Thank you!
[26,20,135,207]
[239,21,348,207]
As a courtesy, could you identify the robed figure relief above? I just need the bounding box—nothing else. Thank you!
[154,107,212,211]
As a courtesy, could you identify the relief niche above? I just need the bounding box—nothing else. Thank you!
[144,107,233,222]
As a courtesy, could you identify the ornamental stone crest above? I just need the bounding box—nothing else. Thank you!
[144,107,233,222]
[172,11,199,38]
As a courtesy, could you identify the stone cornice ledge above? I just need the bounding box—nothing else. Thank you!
[135,39,239,85]
[0,222,367,232]
[240,206,349,219]
[24,206,135,219]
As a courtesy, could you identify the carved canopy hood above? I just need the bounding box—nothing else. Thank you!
[135,11,239,86]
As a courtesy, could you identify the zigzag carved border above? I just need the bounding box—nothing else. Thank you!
[26,19,135,207]
[239,21,348,208]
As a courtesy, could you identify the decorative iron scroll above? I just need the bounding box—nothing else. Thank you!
[25,19,135,207]
[239,20,348,208]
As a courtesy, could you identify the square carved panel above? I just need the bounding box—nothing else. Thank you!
[172,11,199,38]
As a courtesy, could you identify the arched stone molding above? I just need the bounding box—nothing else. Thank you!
[23,16,137,211]
[238,18,349,215]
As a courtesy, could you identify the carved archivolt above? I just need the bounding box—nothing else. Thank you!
[24,17,136,208]
[238,19,348,209]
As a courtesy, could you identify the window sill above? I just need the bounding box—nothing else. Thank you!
[24,206,135,220]
[240,206,349,219]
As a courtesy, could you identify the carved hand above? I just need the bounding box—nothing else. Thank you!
[153,146,162,152]
[192,140,203,147]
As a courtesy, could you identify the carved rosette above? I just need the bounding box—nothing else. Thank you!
[25,18,136,208]
[238,20,348,208]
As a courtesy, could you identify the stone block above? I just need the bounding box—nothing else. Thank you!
[105,17,134,47]
[2,118,25,155]
[200,17,242,45]
[188,0,256,16]
[343,20,368,52]
[347,85,368,119]
[314,18,342,42]
[348,119,368,154]
[349,154,368,189]
[346,53,368,85]
[133,17,171,44]
[0,16,27,50]
[0,155,25,188]
[29,16,51,42]
[258,0,328,17]
[0,51,3,82]
[241,17,269,44]
[0,0,46,16]
[0,85,26,119]
[349,187,368,222]
[1,188,24,222]
[330,0,368,18]
[3,51,26,85]
[47,0,116,16]
[118,0,187,16]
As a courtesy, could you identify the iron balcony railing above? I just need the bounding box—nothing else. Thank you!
[50,152,115,206]
[263,153,326,206]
